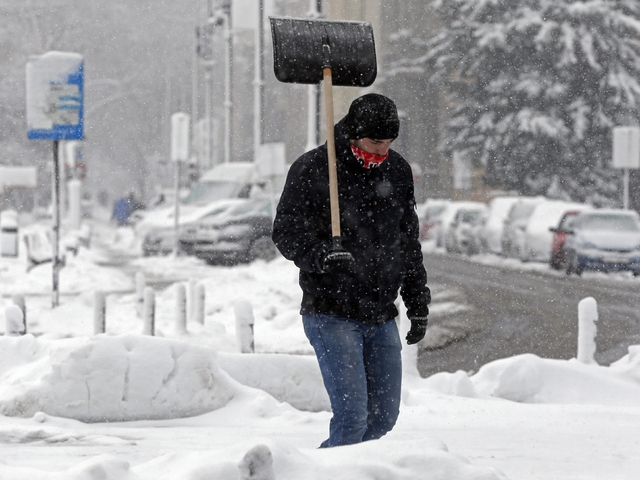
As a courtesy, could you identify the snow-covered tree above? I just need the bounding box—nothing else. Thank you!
[421,0,640,205]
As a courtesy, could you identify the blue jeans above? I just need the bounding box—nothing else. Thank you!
[302,312,402,448]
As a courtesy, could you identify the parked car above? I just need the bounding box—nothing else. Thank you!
[434,201,486,248]
[418,199,449,241]
[179,196,278,265]
[549,210,586,270]
[141,199,244,256]
[135,162,273,239]
[501,197,544,258]
[564,209,640,276]
[479,196,520,255]
[519,200,590,262]
[445,204,488,254]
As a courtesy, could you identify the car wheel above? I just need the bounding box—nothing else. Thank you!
[445,235,453,252]
[565,251,573,276]
[248,236,277,262]
[574,259,583,276]
[633,271,640,277]
[567,251,583,276]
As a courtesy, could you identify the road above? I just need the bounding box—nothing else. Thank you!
[417,252,640,376]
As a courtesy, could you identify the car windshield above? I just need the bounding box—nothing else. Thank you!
[182,181,239,205]
[426,205,447,220]
[461,211,481,223]
[580,214,640,232]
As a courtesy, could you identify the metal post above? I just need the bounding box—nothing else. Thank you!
[93,291,106,335]
[12,294,26,334]
[204,66,213,168]
[624,168,629,210]
[143,287,156,336]
[194,283,205,325]
[173,160,181,256]
[253,0,264,160]
[192,1,200,171]
[52,140,61,307]
[4,305,24,336]
[176,283,187,333]
[223,4,233,163]
[136,272,146,318]
[577,297,598,365]
[234,299,255,353]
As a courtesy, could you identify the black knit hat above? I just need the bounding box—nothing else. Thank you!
[344,93,400,140]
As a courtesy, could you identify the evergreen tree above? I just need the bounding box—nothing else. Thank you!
[422,0,640,205]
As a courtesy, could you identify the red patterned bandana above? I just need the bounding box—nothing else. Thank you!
[350,144,389,169]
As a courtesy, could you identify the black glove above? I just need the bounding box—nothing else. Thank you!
[321,246,356,274]
[406,317,428,345]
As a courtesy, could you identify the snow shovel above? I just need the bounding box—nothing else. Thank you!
[269,16,377,250]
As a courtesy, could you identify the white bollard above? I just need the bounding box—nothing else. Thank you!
[187,278,197,322]
[234,300,255,353]
[577,297,598,364]
[175,283,187,333]
[193,283,205,325]
[143,287,156,336]
[93,291,106,335]
[12,294,26,334]
[4,305,24,336]
[136,272,146,318]
[68,179,82,231]
[238,444,275,480]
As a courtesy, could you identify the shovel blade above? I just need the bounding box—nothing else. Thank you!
[269,16,377,87]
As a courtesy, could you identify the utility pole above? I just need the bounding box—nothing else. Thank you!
[253,0,264,162]
[192,0,200,171]
[217,0,233,164]
[306,0,323,151]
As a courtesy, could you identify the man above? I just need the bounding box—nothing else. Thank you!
[272,93,431,448]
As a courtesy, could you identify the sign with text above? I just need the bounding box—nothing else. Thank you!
[612,126,640,169]
[171,112,190,162]
[26,51,84,140]
[256,142,286,177]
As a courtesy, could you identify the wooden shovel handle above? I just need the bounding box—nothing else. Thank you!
[323,66,341,240]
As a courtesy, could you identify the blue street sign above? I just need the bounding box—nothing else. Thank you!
[26,52,84,140]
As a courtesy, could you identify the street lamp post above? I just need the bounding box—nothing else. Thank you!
[212,1,234,164]
[253,0,264,161]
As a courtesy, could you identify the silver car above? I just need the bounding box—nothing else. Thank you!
[564,209,640,276]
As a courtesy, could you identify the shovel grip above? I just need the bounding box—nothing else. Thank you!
[323,66,341,239]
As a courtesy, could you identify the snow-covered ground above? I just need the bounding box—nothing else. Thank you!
[1,218,639,479]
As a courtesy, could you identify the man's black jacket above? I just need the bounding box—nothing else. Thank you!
[272,120,431,325]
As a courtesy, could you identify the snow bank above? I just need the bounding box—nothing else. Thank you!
[425,351,640,406]
[0,233,133,296]
[132,437,507,480]
[1,436,507,480]
[218,352,330,412]
[0,334,238,421]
